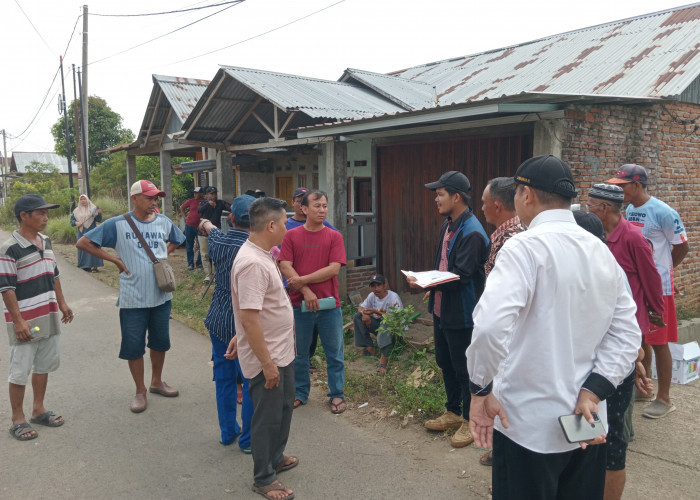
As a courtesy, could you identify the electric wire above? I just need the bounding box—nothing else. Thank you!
[169,0,346,65]
[13,0,55,56]
[90,1,245,17]
[89,1,242,66]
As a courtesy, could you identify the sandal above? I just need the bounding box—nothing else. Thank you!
[9,422,37,441]
[252,480,295,500]
[293,399,305,409]
[329,397,346,414]
[275,455,299,473]
[377,363,387,375]
[30,411,64,427]
[479,450,493,466]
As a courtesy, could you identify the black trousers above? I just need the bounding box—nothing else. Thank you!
[492,430,605,500]
[432,315,472,418]
[248,362,295,486]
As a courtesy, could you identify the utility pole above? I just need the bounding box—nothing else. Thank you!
[71,64,84,195]
[1,129,8,201]
[77,67,90,198]
[82,4,89,177]
[59,56,76,210]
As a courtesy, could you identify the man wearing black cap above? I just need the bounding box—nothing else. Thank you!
[179,187,205,270]
[198,187,231,284]
[607,164,689,420]
[466,155,640,499]
[408,170,489,448]
[352,274,403,375]
[1,194,74,441]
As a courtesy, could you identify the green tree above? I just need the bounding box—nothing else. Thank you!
[51,96,133,170]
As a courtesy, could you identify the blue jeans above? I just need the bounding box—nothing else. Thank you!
[210,334,252,449]
[184,224,202,267]
[293,306,345,402]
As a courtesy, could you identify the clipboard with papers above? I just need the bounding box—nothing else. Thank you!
[401,269,460,288]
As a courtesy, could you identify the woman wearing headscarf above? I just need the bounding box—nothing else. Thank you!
[71,194,104,272]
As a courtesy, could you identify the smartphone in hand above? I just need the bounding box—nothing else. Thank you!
[559,413,606,443]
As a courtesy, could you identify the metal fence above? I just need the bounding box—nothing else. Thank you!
[346,212,376,261]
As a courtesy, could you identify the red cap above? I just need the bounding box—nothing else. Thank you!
[130,180,166,197]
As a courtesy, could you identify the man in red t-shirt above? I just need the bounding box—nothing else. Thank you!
[179,187,204,270]
[279,190,347,414]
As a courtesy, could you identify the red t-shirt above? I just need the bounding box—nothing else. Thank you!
[181,198,202,227]
[279,225,346,307]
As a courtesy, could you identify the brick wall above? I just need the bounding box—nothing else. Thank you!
[560,101,700,309]
[346,265,377,294]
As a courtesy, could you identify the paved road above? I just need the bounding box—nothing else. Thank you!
[1,231,698,499]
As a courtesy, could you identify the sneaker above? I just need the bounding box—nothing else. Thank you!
[642,400,676,419]
[187,265,194,271]
[424,410,463,431]
[204,275,212,285]
[450,421,474,448]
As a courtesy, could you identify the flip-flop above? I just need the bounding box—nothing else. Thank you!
[275,455,299,473]
[377,363,387,375]
[30,411,64,427]
[329,397,346,414]
[293,399,305,409]
[479,451,493,466]
[252,480,295,500]
[9,422,37,441]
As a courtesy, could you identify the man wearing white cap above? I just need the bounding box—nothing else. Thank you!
[77,180,186,413]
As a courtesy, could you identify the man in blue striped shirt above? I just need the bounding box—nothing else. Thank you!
[76,180,185,414]
[199,194,255,450]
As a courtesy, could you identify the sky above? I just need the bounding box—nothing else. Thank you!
[0,0,691,156]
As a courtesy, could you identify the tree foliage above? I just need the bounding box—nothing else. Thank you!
[51,95,133,170]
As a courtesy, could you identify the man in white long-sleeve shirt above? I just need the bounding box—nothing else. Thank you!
[466,155,641,500]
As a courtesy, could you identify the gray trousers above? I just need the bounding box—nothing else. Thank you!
[353,312,392,357]
[248,362,295,486]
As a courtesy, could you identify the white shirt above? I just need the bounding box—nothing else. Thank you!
[467,209,640,453]
[360,290,403,318]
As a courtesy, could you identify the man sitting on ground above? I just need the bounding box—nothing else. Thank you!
[352,274,403,375]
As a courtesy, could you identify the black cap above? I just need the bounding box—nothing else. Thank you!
[293,187,308,199]
[14,194,60,218]
[205,186,217,194]
[425,171,471,193]
[513,155,577,198]
[369,274,386,285]
[573,211,606,242]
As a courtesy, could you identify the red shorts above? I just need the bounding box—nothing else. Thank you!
[645,294,678,345]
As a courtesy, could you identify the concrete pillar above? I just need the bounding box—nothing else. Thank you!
[216,150,235,203]
[126,153,137,211]
[160,149,172,218]
[533,119,565,158]
[324,140,348,297]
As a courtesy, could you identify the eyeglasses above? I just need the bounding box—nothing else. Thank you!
[586,201,609,212]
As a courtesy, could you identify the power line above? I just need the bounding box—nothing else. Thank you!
[89,1,243,66]
[169,0,346,65]
[13,0,55,56]
[91,1,245,17]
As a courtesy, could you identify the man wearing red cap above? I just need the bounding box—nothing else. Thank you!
[607,164,689,419]
[77,180,186,413]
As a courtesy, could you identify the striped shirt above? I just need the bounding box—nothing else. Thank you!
[204,226,249,343]
[84,213,185,308]
[0,231,62,345]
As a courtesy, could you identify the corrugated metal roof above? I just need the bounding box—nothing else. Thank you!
[352,3,700,108]
[340,68,436,110]
[11,152,70,174]
[220,66,405,119]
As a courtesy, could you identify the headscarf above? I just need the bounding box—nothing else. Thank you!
[73,194,98,229]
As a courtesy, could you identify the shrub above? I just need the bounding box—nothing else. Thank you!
[45,216,77,244]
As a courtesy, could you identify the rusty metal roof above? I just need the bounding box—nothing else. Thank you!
[137,75,210,146]
[345,3,700,108]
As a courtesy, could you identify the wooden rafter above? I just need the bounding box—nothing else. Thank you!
[183,75,227,139]
[159,108,173,147]
[251,110,276,138]
[278,111,297,137]
[145,89,162,144]
[225,96,262,143]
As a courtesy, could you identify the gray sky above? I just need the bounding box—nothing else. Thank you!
[0,0,689,156]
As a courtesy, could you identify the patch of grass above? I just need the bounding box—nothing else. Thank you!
[170,271,212,336]
[45,216,77,244]
[675,304,700,322]
[92,196,128,220]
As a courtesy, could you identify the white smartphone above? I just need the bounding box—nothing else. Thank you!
[558,413,606,443]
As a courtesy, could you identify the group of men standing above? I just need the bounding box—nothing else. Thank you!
[410,157,688,499]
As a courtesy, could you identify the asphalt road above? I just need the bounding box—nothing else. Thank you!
[1,230,698,499]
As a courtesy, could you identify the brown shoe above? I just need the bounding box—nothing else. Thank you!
[424,410,463,431]
[149,382,179,397]
[130,394,147,413]
[450,421,474,448]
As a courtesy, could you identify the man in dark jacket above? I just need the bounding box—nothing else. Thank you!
[198,186,230,284]
[408,171,489,448]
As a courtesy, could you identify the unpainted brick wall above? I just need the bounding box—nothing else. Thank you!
[561,101,700,309]
[346,265,377,295]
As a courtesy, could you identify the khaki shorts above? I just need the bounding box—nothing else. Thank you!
[8,335,60,385]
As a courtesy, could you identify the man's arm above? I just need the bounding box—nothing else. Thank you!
[179,200,188,219]
[76,236,129,274]
[286,262,341,290]
[671,241,689,268]
[239,309,280,389]
[436,232,487,291]
[1,290,33,342]
[53,278,73,324]
[634,240,665,316]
